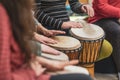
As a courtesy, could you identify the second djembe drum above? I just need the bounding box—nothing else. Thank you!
[70,23,105,78]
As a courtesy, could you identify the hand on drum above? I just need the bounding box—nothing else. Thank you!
[41,44,61,55]
[36,23,65,37]
[36,56,79,71]
[81,4,94,17]
[61,21,83,29]
[34,32,58,44]
[43,30,66,37]
[30,60,46,76]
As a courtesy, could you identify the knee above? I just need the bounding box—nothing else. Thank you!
[111,28,120,36]
[97,39,113,61]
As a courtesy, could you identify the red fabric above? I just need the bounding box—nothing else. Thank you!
[88,0,120,23]
[0,4,50,80]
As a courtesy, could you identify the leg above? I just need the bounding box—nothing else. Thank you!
[94,18,120,78]
[50,73,92,80]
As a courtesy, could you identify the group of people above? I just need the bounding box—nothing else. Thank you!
[0,0,120,80]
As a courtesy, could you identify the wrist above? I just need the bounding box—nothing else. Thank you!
[61,22,67,29]
[36,56,51,67]
[80,4,86,13]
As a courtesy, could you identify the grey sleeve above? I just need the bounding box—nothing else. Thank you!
[34,17,40,26]
[69,0,83,14]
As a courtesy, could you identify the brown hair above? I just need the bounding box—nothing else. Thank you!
[1,0,36,62]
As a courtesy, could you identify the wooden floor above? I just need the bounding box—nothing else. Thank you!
[95,73,118,80]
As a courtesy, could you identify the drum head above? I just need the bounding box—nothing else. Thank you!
[46,65,89,75]
[41,52,69,61]
[48,36,81,50]
[64,65,89,75]
[70,24,105,40]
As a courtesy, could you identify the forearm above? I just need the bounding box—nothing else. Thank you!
[33,17,46,33]
[34,9,63,30]
[37,23,48,33]
[69,0,83,13]
[36,56,51,67]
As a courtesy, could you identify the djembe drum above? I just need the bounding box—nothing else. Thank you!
[41,52,89,75]
[70,23,105,78]
[48,36,82,60]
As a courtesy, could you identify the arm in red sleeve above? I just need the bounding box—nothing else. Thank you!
[0,4,36,80]
[94,0,120,18]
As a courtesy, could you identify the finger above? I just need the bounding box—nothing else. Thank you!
[88,7,92,17]
[76,23,83,28]
[86,6,94,17]
[38,36,57,44]
[82,5,91,17]
[82,5,87,13]
[37,38,46,44]
[41,44,60,55]
[46,32,54,37]
[72,22,83,28]
[65,60,79,66]
[51,30,66,35]
[30,61,46,76]
[48,38,58,43]
[39,40,48,45]
[89,8,94,17]
[44,39,57,44]
[85,6,90,16]
[44,48,61,55]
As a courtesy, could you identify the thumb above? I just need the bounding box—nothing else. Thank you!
[81,5,87,13]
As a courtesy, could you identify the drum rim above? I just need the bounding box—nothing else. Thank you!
[70,24,105,40]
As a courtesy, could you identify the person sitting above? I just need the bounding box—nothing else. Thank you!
[0,0,93,80]
[33,14,66,55]
[34,0,94,35]
[88,0,120,79]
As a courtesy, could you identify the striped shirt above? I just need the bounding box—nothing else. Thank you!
[34,0,83,30]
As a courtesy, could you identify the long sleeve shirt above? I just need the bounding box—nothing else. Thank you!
[0,3,50,80]
[88,0,120,23]
[34,0,83,30]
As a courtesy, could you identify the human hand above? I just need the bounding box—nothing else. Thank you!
[36,56,79,71]
[30,60,46,76]
[34,33,57,44]
[41,44,61,55]
[47,60,79,71]
[43,30,66,37]
[81,4,94,17]
[61,21,83,29]
[37,24,65,37]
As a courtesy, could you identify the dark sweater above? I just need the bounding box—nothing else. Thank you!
[34,0,83,30]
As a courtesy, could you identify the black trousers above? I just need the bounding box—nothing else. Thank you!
[93,18,120,72]
[50,73,92,80]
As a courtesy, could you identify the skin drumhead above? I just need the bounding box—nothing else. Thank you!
[70,24,104,40]
[48,36,81,50]
[41,52,69,61]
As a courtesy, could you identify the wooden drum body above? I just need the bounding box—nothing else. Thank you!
[70,23,105,78]
[48,36,82,60]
